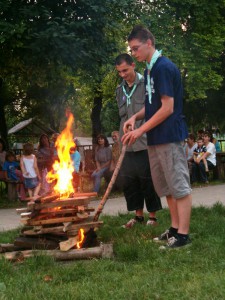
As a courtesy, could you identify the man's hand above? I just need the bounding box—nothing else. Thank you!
[123,115,136,133]
[121,128,143,146]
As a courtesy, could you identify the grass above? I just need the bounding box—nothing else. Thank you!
[1,204,225,299]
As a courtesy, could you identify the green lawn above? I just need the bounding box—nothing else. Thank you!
[1,204,225,300]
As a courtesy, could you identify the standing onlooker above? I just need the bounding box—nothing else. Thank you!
[192,132,216,184]
[37,134,54,194]
[20,143,41,200]
[115,53,162,228]
[50,133,60,159]
[70,144,81,192]
[0,138,7,170]
[91,134,112,193]
[122,25,192,249]
[3,151,26,200]
[74,137,85,173]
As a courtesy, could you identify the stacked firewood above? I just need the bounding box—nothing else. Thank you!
[0,192,109,261]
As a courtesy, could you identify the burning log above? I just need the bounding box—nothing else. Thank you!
[27,197,92,211]
[35,193,60,203]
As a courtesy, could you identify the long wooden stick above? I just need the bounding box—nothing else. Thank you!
[93,145,126,222]
[0,243,114,261]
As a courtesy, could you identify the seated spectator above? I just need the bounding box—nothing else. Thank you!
[3,151,26,200]
[0,138,7,170]
[91,134,112,193]
[70,145,81,192]
[192,132,216,184]
[185,133,197,179]
[193,138,209,172]
[212,136,221,153]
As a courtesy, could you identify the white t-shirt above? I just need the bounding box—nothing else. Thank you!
[206,142,216,166]
[186,143,197,161]
[22,155,37,178]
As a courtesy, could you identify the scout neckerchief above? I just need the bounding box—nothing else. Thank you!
[146,49,162,104]
[122,73,143,106]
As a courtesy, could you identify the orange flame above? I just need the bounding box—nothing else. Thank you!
[77,228,85,249]
[46,112,75,197]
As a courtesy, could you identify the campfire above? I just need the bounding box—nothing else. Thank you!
[0,112,114,261]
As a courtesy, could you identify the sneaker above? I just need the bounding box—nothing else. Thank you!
[122,217,144,229]
[159,236,191,250]
[146,218,158,226]
[153,229,174,243]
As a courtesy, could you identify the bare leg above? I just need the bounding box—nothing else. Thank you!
[176,194,192,234]
[166,195,179,229]
[203,158,208,172]
[136,209,144,217]
[34,183,41,196]
[28,188,33,198]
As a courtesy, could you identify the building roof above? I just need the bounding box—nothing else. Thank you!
[8,118,56,137]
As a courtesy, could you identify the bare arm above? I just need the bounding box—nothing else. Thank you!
[122,95,174,145]
[20,156,27,176]
[33,156,41,179]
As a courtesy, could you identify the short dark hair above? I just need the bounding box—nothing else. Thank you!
[203,132,212,141]
[5,151,16,161]
[197,137,203,142]
[115,53,134,66]
[188,133,195,141]
[128,25,155,46]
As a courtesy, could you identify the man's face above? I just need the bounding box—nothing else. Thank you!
[116,61,135,82]
[112,133,119,143]
[128,38,150,62]
[203,135,210,144]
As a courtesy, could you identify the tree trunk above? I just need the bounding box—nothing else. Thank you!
[0,78,9,148]
[90,90,102,145]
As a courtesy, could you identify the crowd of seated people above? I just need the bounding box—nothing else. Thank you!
[185,130,218,184]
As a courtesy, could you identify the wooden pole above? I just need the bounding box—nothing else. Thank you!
[93,145,127,222]
[0,243,114,261]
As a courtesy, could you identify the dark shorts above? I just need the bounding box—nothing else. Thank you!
[24,177,40,189]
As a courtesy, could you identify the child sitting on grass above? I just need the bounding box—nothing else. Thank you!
[193,138,209,172]
[20,143,41,200]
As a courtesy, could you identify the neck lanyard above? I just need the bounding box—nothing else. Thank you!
[122,84,137,106]
[146,49,162,104]
[122,73,143,106]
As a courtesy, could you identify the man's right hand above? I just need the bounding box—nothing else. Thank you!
[123,115,136,133]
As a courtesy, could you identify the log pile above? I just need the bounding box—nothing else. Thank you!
[0,192,113,261]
